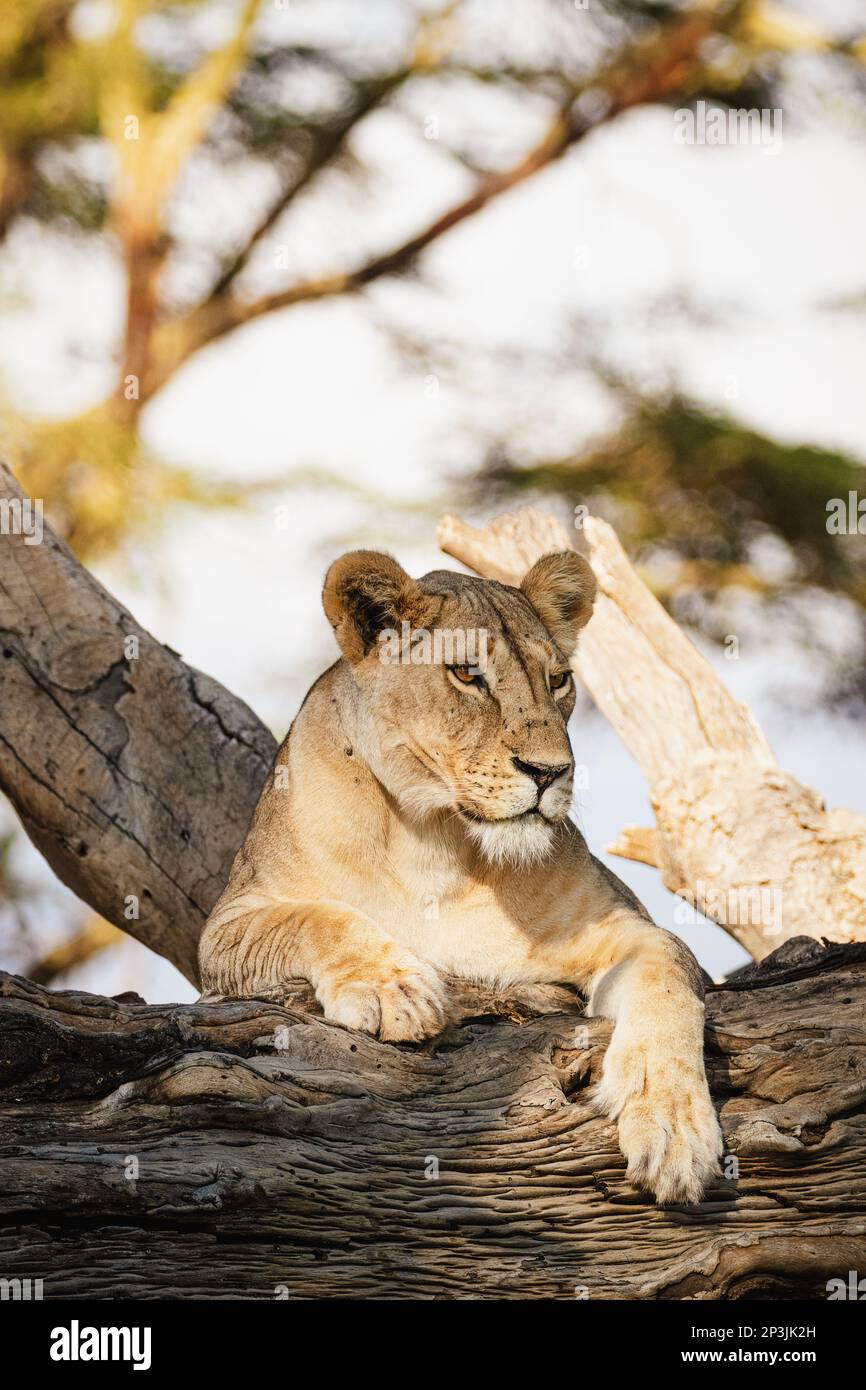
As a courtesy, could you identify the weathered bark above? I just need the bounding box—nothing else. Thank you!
[1,938,865,1300]
[0,461,275,984]
[439,508,866,960]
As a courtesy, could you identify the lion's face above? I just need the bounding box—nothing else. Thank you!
[323,548,596,866]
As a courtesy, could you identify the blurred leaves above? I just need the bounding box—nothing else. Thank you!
[0,0,863,566]
[478,391,866,702]
[482,393,866,602]
[5,397,279,555]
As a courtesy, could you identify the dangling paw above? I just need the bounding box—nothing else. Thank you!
[596,1037,723,1204]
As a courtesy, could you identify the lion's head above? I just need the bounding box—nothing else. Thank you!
[322,548,596,866]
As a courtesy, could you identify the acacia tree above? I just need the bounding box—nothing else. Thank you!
[2,0,864,554]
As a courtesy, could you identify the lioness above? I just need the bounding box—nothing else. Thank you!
[200,549,723,1203]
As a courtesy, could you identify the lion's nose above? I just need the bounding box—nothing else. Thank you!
[511,756,572,793]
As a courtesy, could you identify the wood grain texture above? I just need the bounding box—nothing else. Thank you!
[0,461,276,983]
[1,939,864,1300]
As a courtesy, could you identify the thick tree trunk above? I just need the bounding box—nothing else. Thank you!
[439,508,866,960]
[0,461,275,984]
[1,938,865,1299]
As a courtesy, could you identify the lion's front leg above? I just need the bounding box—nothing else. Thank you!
[581,918,723,1204]
[200,897,446,1042]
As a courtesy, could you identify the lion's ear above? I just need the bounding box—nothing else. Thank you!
[323,551,429,663]
[520,551,597,655]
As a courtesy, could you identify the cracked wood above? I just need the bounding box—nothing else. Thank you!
[1,938,864,1299]
[0,461,275,983]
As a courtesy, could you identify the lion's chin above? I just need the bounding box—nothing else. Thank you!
[463,812,556,868]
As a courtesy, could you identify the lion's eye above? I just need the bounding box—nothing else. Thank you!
[549,669,571,692]
[449,664,484,689]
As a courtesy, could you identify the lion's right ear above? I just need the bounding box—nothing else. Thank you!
[520,550,597,656]
[322,551,429,663]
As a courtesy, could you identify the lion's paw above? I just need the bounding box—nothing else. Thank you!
[317,955,446,1042]
[595,1041,723,1205]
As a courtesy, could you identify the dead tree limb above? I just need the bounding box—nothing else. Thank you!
[0,461,275,984]
[1,939,865,1299]
[438,508,866,960]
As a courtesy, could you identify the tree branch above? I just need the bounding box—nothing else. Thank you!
[204,70,411,305]
[2,939,865,1297]
[146,5,722,397]
[26,913,120,986]
[100,0,261,409]
[0,461,275,983]
[201,1,470,305]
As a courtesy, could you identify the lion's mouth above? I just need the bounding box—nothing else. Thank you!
[457,806,547,826]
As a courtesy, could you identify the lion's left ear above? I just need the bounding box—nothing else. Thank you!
[323,550,432,663]
[520,551,597,656]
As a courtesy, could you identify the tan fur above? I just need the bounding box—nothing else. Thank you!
[200,550,723,1204]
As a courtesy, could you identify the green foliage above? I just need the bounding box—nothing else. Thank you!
[480,395,866,606]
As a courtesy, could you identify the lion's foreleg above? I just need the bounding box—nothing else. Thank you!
[566,915,723,1203]
[199,897,445,1041]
